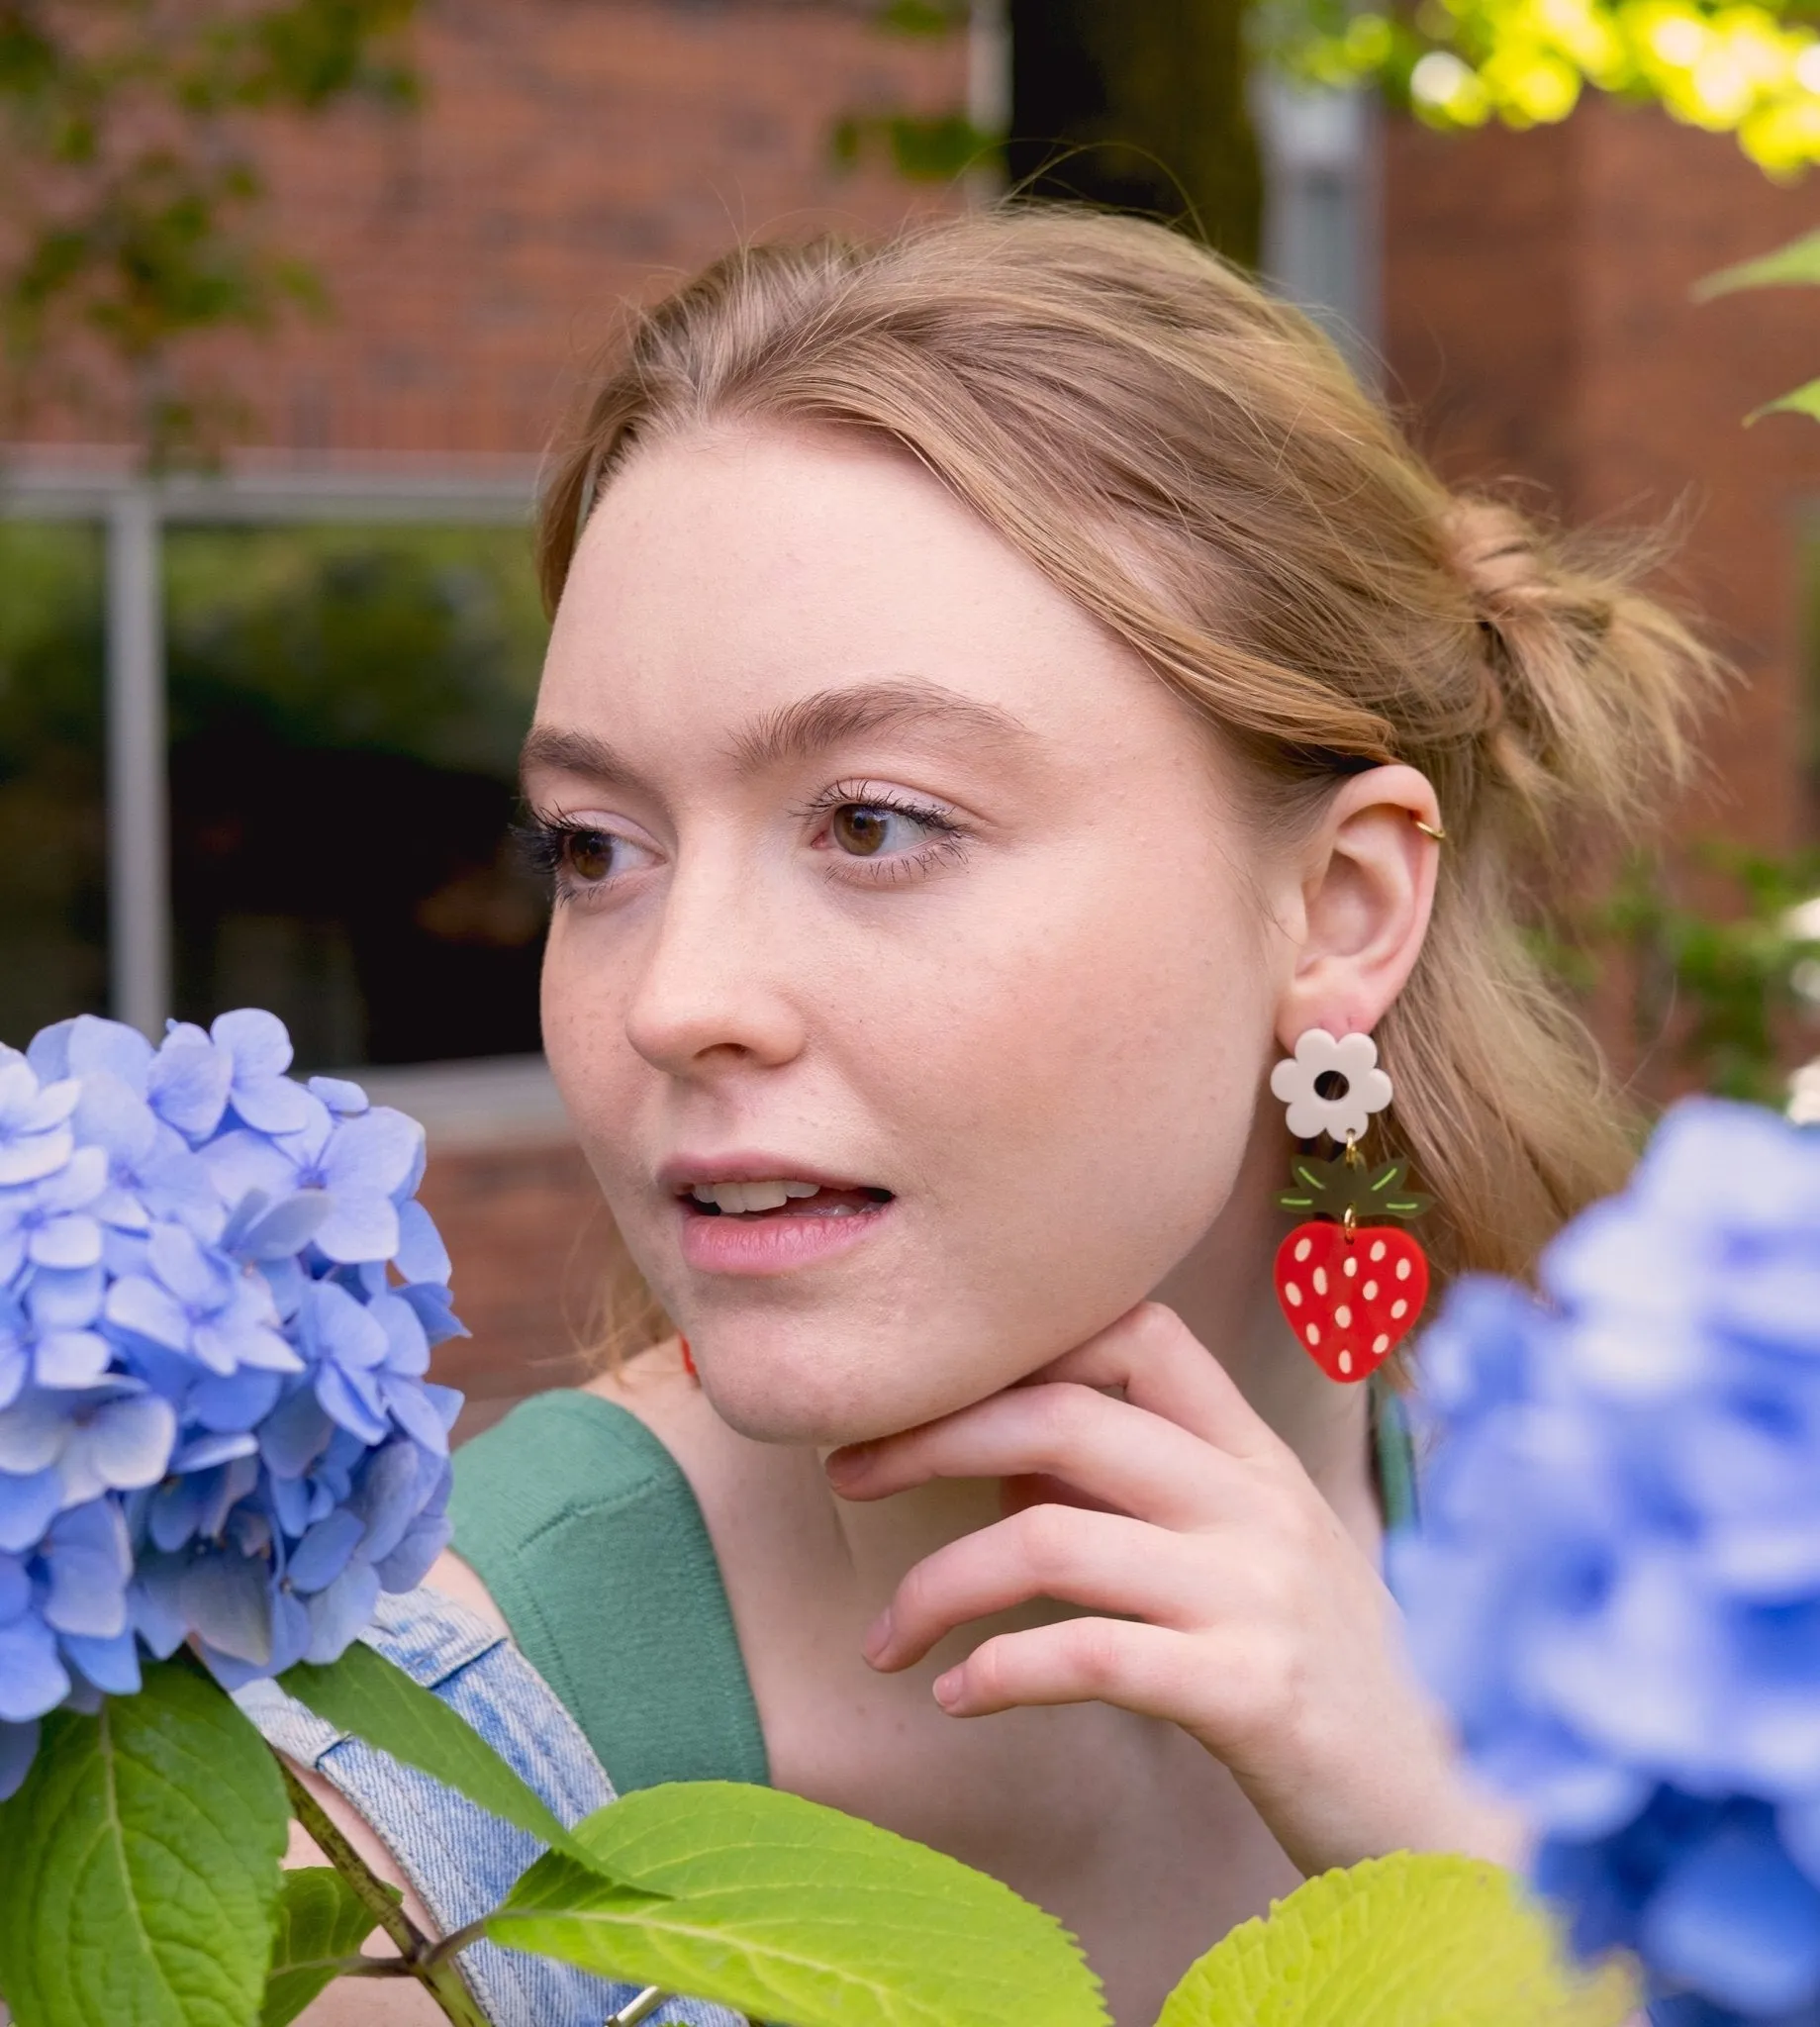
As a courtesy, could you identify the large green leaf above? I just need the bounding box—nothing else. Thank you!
[260,1867,392,2027]
[1156,1853,1637,2027]
[279,1639,637,1876]
[1695,229,1820,299]
[0,1661,290,2027]
[488,1779,1109,2027]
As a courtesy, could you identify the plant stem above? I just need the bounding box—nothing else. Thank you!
[280,1761,491,2027]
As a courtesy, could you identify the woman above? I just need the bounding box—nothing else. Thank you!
[277,208,1714,2025]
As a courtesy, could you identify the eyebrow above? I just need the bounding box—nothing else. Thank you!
[520,678,1035,796]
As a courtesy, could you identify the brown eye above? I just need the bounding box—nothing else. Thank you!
[831,805,893,856]
[565,829,615,882]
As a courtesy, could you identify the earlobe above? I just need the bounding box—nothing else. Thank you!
[1274,765,1442,1048]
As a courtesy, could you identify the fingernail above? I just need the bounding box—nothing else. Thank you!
[932,1669,963,1710]
[824,1443,871,1486]
[861,1609,893,1664]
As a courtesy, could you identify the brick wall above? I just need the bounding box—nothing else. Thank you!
[1385,100,1820,851]
[27,0,970,455]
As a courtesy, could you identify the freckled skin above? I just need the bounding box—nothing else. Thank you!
[534,426,1284,1444]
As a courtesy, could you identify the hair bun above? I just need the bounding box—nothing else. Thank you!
[1444,499,1545,611]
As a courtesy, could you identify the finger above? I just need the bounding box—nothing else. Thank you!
[930,1616,1210,1725]
[826,1380,1234,1528]
[1026,1302,1290,1464]
[866,1503,1212,1670]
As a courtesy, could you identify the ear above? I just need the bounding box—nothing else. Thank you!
[1272,764,1442,1050]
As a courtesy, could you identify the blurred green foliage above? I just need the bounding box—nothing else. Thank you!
[0,0,419,462]
[1543,843,1820,1106]
[0,518,549,1062]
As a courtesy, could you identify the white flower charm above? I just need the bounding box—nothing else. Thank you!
[1270,1028,1393,1144]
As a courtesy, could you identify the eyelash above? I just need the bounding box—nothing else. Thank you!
[516,815,632,907]
[520,784,971,906]
[793,781,972,884]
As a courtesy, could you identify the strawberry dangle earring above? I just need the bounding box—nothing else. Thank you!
[1268,1029,1432,1384]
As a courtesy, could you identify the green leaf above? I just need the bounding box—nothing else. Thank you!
[260,1867,393,2027]
[1694,229,1820,299]
[0,1660,290,2027]
[488,1780,1109,2027]
[1748,377,1820,427]
[278,1640,634,1876]
[1156,1853,1637,2027]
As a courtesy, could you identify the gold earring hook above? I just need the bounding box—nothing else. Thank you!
[1412,817,1447,842]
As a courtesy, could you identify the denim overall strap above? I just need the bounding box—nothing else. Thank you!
[238,1586,744,2027]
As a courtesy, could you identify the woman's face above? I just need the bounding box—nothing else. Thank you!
[528,425,1293,1444]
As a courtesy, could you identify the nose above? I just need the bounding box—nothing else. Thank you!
[622,857,808,1078]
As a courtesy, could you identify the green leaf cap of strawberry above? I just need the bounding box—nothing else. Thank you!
[1277,1150,1432,1225]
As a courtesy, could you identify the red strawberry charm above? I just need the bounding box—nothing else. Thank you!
[1274,1150,1432,1384]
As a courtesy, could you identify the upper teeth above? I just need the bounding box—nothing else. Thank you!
[690,1180,823,1213]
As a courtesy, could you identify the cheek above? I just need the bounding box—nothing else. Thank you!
[539,918,644,1192]
[855,838,1278,1345]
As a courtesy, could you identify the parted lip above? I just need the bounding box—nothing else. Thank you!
[657,1153,887,1197]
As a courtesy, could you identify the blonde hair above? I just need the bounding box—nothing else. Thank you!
[537,207,1719,1305]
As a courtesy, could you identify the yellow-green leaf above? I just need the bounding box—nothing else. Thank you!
[1156,1853,1637,2027]
[1748,378,1820,427]
[489,1779,1108,2027]
[1695,229,1820,300]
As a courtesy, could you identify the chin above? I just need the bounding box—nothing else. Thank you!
[686,1323,981,1448]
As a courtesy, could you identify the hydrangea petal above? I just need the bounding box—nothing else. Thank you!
[82,1393,176,1493]
[1642,1811,1820,2013]
[393,1200,451,1286]
[304,1556,380,1664]
[226,1189,329,1262]
[287,1506,365,1593]
[315,1361,389,1445]
[229,1075,314,1136]
[322,1108,424,1203]
[0,1124,74,1189]
[178,1551,272,1667]
[28,1213,101,1272]
[42,1503,131,1639]
[306,1282,389,1372]
[211,1008,293,1081]
[61,1627,142,1696]
[0,1468,60,1554]
[0,1615,69,1722]
[312,1192,401,1266]
[105,1272,190,1352]
[258,1386,335,1479]
[307,1076,368,1117]
[27,1266,102,1330]
[145,1029,232,1141]
[187,1368,283,1434]
[35,1331,112,1390]
[0,1394,72,1476]
[63,1015,154,1090]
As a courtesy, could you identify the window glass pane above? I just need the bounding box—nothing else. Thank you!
[0,522,109,1040]
[165,523,547,1069]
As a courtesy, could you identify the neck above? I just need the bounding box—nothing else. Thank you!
[816,1124,1380,1633]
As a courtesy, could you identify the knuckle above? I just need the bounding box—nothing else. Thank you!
[1014,1501,1080,1581]
[1059,1618,1128,1695]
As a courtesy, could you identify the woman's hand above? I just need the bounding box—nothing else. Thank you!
[823,1302,1521,1880]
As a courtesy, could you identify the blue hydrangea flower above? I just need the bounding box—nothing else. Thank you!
[1395,1098,1820,2024]
[0,1011,465,1800]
